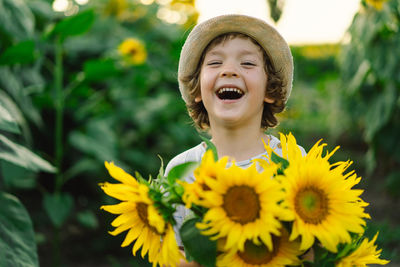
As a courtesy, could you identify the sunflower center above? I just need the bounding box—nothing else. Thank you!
[223,186,260,224]
[128,47,138,56]
[136,202,163,235]
[294,186,329,224]
[238,237,280,264]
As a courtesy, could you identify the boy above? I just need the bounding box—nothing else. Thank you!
[165,14,305,266]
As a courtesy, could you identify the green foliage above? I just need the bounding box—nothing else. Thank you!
[167,161,198,185]
[339,0,400,173]
[0,98,20,133]
[180,217,217,267]
[365,220,400,262]
[0,134,56,172]
[47,9,95,40]
[76,210,99,229]
[271,152,289,174]
[0,161,36,189]
[1,0,200,265]
[0,4,52,256]
[267,0,285,22]
[0,0,35,41]
[0,192,39,267]
[43,192,74,228]
[275,44,344,146]
[83,59,120,81]
[0,40,36,65]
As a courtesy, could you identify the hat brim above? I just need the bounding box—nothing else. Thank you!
[178,14,293,103]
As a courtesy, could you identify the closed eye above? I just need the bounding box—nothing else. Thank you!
[241,62,256,66]
[207,61,222,66]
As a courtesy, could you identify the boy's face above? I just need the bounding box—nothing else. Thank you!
[196,37,274,128]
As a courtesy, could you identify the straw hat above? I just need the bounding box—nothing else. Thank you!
[178,14,293,103]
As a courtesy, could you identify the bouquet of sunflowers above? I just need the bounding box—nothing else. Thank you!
[100,133,389,267]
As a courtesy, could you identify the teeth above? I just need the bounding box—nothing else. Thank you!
[217,88,244,95]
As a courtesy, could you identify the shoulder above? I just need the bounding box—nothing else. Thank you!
[165,143,205,175]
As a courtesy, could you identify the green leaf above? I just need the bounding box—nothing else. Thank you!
[336,242,355,259]
[200,135,218,160]
[0,68,43,128]
[0,134,56,173]
[76,210,98,229]
[63,158,101,182]
[27,0,57,20]
[346,60,370,95]
[0,192,39,267]
[0,90,25,134]
[0,101,20,133]
[83,59,120,81]
[180,218,217,267]
[0,0,35,40]
[271,152,289,173]
[157,155,165,180]
[167,161,198,184]
[312,243,331,265]
[267,0,284,22]
[0,161,36,189]
[43,193,74,228]
[68,120,118,162]
[365,82,397,142]
[0,40,36,65]
[134,171,148,185]
[48,9,95,40]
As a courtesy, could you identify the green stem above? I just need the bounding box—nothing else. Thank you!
[54,37,64,194]
[64,72,84,98]
[52,227,61,267]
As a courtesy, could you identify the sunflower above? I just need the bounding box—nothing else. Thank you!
[195,161,293,252]
[336,233,389,267]
[365,0,388,10]
[100,162,182,267]
[180,150,228,208]
[276,133,370,252]
[118,38,147,65]
[216,228,303,267]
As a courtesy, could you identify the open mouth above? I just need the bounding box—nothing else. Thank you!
[216,88,244,100]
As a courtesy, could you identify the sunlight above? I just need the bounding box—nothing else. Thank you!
[52,0,69,12]
[196,0,361,45]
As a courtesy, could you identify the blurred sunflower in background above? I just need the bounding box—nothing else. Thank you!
[276,133,370,252]
[118,37,147,65]
[100,162,182,267]
[364,0,388,10]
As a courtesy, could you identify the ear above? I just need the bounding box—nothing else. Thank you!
[264,96,275,104]
[195,95,202,103]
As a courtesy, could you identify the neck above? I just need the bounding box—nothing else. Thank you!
[209,123,269,162]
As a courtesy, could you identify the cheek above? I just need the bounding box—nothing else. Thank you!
[200,70,215,89]
[247,71,267,89]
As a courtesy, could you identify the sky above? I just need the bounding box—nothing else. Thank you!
[195,0,361,45]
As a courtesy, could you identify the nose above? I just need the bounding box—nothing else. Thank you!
[220,64,239,78]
